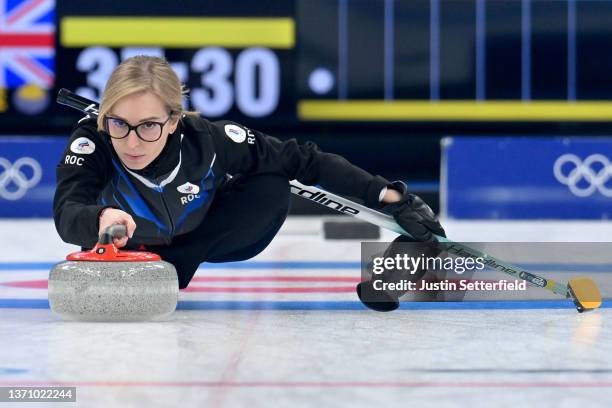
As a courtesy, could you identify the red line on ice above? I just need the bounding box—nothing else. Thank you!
[180,286,355,293]
[190,276,360,283]
[1,280,47,289]
[1,277,360,290]
[1,277,510,292]
[1,280,354,292]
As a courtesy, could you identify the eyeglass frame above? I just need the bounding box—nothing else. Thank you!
[103,113,175,143]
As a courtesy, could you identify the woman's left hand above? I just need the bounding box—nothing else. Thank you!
[381,182,446,242]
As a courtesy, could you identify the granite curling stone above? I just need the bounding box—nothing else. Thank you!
[49,225,179,321]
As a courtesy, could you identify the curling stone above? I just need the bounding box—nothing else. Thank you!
[49,225,178,321]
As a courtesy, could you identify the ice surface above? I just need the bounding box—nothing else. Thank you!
[0,217,611,407]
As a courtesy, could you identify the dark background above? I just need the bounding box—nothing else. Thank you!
[2,0,612,212]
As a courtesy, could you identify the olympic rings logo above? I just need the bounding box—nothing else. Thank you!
[553,153,612,197]
[0,157,43,201]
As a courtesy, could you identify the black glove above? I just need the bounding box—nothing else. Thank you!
[356,235,442,312]
[381,181,446,242]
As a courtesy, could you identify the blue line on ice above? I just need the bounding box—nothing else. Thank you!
[0,299,610,310]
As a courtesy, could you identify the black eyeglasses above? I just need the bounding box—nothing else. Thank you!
[103,115,173,142]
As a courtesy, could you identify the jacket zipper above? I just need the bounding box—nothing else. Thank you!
[159,192,175,244]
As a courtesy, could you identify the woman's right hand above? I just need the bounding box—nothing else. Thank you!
[98,208,137,248]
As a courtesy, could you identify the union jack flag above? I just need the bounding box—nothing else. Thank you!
[0,0,55,90]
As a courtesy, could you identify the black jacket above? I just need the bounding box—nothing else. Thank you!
[53,115,392,248]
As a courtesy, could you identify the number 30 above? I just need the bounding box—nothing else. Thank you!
[191,47,279,117]
[75,47,280,118]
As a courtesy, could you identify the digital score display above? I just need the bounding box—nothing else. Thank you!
[2,0,612,133]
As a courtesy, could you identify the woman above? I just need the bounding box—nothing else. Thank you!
[53,55,444,309]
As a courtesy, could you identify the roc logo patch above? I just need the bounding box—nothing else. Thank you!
[70,137,96,155]
[224,124,247,143]
[177,182,200,195]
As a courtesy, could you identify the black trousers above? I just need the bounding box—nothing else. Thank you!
[148,174,290,289]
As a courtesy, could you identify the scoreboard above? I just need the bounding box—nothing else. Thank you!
[1,0,296,131]
[3,0,612,133]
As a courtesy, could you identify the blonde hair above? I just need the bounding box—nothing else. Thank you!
[97,55,197,131]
